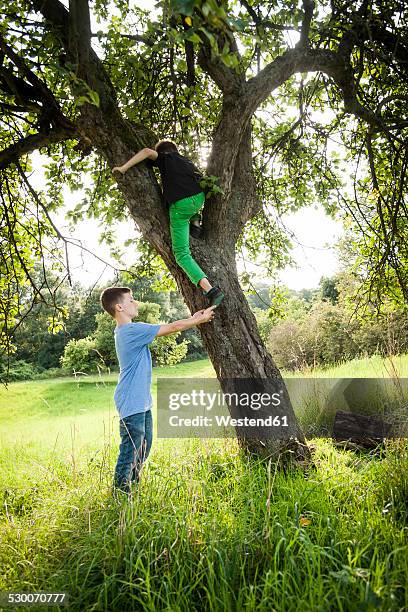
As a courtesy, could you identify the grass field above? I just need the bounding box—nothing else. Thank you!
[0,356,407,611]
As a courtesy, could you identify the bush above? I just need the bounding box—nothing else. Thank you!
[265,294,408,371]
[152,334,189,366]
[32,367,72,380]
[60,337,104,374]
[181,328,206,359]
[0,359,42,382]
[267,302,359,370]
[252,307,276,343]
[92,312,117,365]
[267,320,308,370]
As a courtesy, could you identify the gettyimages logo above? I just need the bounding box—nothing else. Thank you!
[167,388,282,411]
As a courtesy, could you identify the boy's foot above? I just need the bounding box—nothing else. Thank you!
[204,286,224,307]
[190,214,203,239]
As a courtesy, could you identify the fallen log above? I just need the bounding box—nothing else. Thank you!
[332,410,393,449]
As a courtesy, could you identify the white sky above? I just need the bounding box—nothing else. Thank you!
[27,0,344,292]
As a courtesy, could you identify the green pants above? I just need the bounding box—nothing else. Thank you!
[169,191,206,286]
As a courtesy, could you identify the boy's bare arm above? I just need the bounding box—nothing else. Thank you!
[156,306,216,337]
[113,148,158,174]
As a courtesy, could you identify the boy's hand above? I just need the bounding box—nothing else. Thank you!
[112,166,126,175]
[192,306,216,324]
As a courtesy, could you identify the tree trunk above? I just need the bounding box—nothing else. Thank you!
[165,239,310,463]
[77,104,311,464]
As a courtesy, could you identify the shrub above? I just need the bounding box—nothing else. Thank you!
[267,302,359,370]
[0,359,42,382]
[152,334,189,366]
[60,337,103,373]
[32,367,72,380]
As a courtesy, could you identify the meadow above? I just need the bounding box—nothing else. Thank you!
[0,355,407,611]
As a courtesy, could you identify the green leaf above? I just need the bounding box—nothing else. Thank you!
[171,0,197,16]
[186,32,202,44]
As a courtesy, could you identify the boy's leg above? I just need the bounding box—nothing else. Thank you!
[169,192,207,286]
[130,409,153,483]
[189,212,203,239]
[113,413,145,493]
[143,409,153,460]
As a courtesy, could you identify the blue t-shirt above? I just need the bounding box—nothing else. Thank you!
[114,322,161,418]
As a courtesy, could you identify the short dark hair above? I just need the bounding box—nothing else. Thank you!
[100,286,131,317]
[155,140,178,154]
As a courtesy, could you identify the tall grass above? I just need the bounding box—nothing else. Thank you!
[0,356,407,611]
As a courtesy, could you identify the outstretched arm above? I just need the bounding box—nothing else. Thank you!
[113,148,158,174]
[156,306,216,337]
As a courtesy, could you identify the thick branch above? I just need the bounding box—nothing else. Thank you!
[0,128,76,170]
[297,0,314,48]
[245,47,390,129]
[68,0,92,82]
[208,42,404,240]
[31,0,118,111]
[197,46,241,93]
[196,20,245,94]
[0,34,73,130]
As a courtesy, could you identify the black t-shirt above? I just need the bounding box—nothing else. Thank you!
[147,151,203,205]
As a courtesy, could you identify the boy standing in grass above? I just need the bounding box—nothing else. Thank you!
[100,286,215,495]
[112,140,224,308]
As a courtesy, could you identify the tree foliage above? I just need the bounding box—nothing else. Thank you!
[0,0,406,341]
[264,274,408,370]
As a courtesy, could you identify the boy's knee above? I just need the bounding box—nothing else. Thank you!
[174,250,191,266]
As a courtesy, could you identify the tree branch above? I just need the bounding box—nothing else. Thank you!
[197,44,242,94]
[68,0,92,81]
[238,0,300,32]
[29,0,173,264]
[196,16,245,94]
[0,128,76,170]
[244,46,395,131]
[297,0,314,48]
[31,0,118,111]
[0,34,73,130]
[90,32,155,46]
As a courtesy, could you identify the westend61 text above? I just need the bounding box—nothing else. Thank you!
[169,415,289,427]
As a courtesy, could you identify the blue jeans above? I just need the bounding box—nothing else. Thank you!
[114,410,153,493]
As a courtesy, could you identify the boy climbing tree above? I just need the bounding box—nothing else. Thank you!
[113,140,225,307]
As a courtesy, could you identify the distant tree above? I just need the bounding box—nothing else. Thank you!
[320,276,340,305]
[65,285,102,340]
[245,283,273,311]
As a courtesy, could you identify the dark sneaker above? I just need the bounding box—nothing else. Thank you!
[204,286,225,307]
[190,215,203,239]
